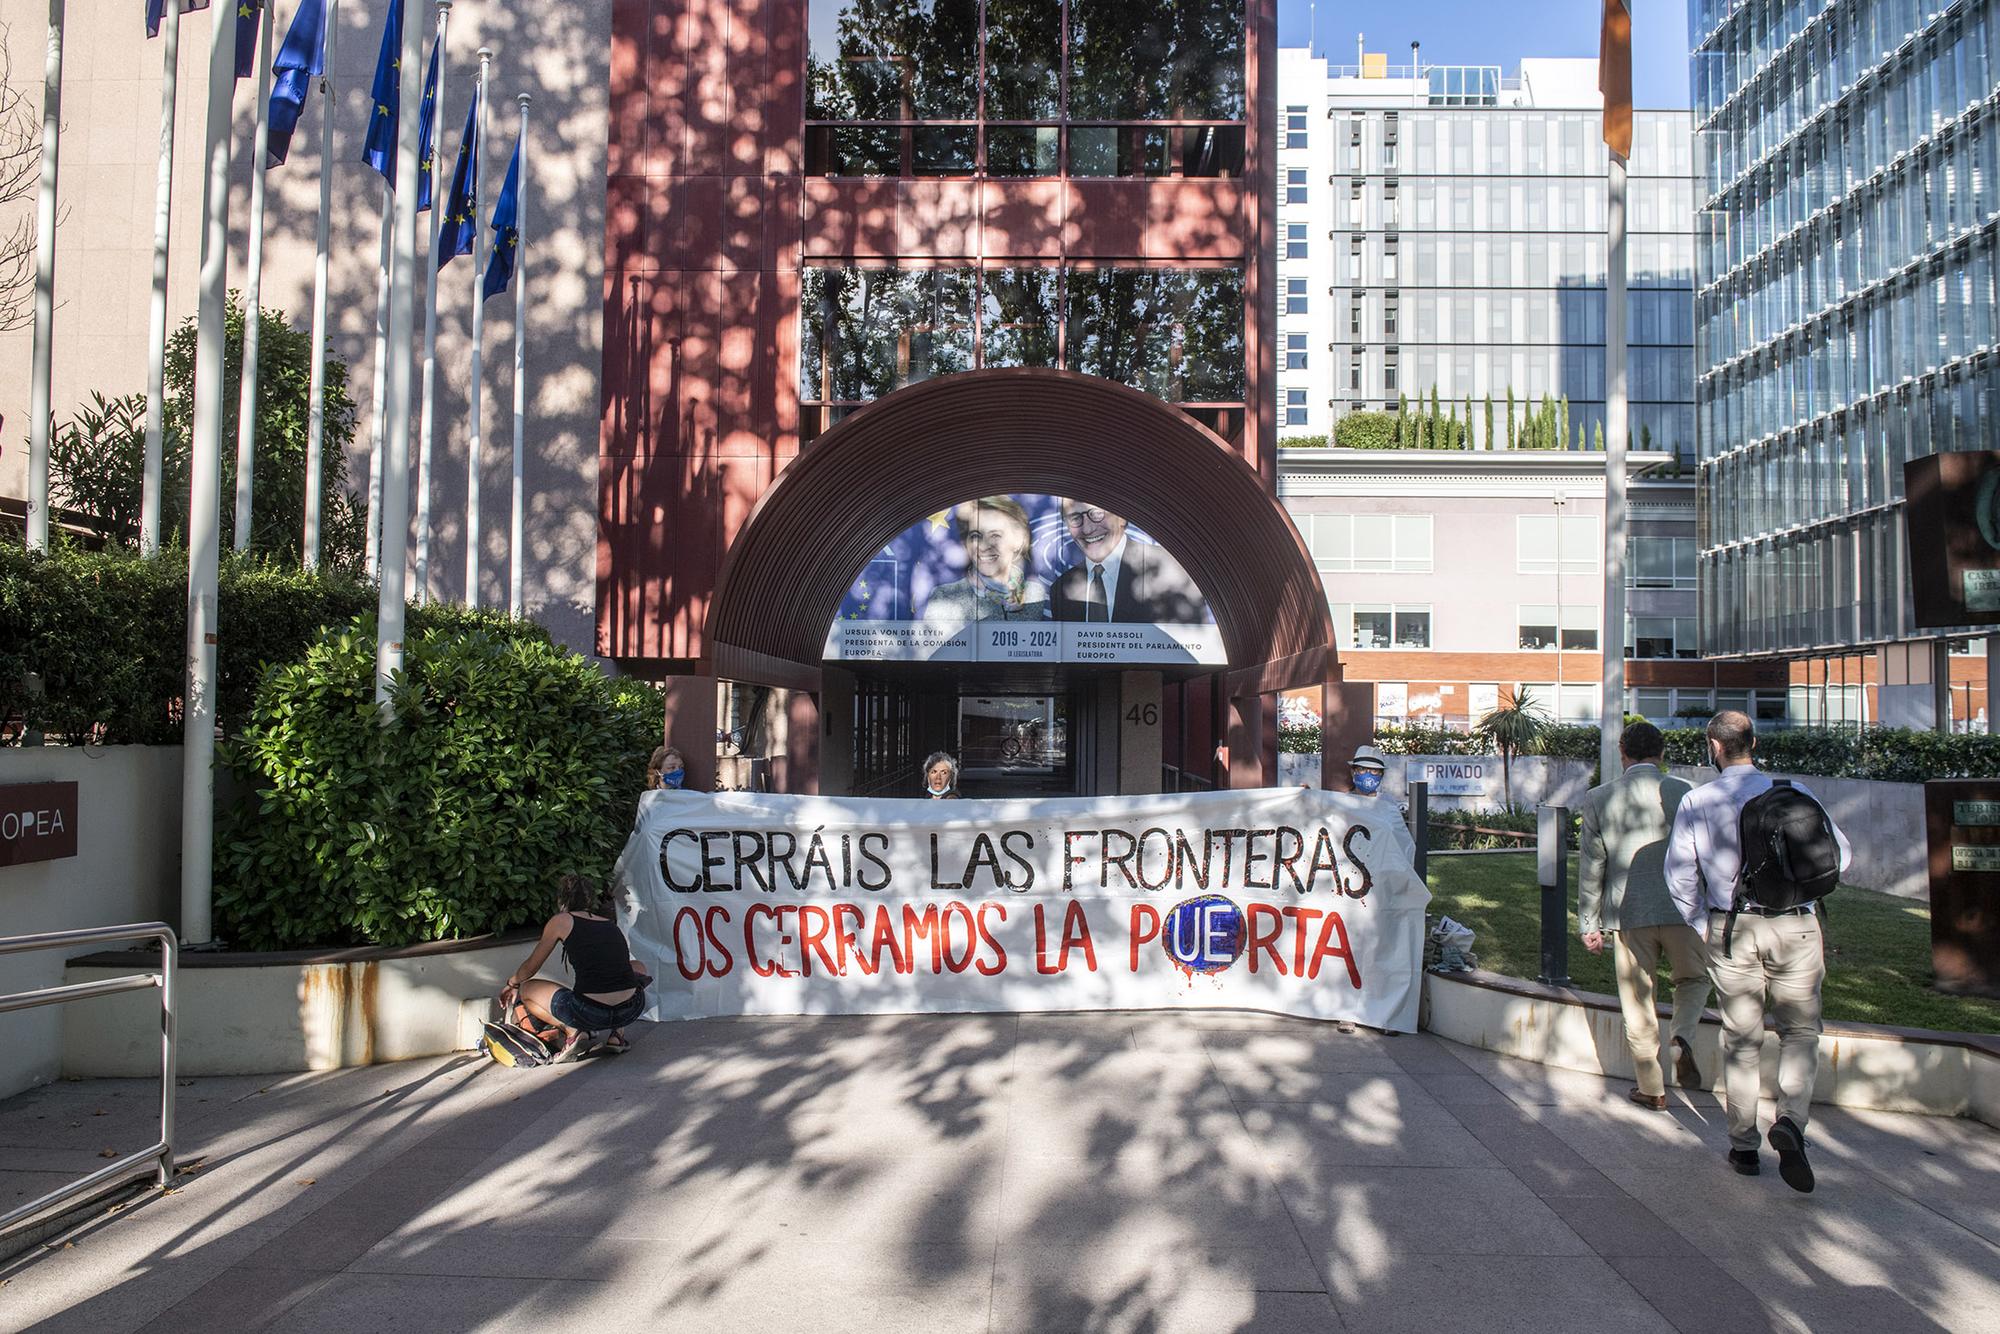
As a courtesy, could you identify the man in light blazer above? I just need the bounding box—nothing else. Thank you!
[1578,720,1710,1110]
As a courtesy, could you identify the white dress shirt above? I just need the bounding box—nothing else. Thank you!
[1663,762,1852,940]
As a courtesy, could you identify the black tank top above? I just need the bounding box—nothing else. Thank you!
[563,914,637,996]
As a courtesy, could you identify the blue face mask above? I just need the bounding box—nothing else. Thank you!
[661,768,685,790]
[1352,770,1383,795]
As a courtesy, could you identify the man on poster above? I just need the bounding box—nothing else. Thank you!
[1049,501,1206,624]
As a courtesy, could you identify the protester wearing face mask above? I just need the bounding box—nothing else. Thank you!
[647,745,686,792]
[924,751,962,799]
[1348,745,1417,867]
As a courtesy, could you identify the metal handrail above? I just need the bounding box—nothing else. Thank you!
[0,923,177,1240]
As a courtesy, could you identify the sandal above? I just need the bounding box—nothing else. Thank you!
[605,1033,631,1054]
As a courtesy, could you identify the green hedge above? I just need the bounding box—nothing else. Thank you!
[1275,720,2000,784]
[1332,412,1400,449]
[216,619,663,949]
[1,543,551,744]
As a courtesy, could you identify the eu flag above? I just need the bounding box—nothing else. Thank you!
[415,39,441,211]
[482,133,521,301]
[265,0,327,167]
[234,2,263,82]
[360,0,404,183]
[436,92,480,270]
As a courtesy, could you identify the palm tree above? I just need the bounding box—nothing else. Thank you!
[1476,688,1549,812]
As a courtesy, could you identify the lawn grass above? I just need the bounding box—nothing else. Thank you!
[1426,850,2000,1036]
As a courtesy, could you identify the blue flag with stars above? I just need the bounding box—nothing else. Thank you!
[482,132,521,301]
[265,0,327,167]
[360,0,403,182]
[233,2,263,81]
[436,92,480,270]
[414,39,441,211]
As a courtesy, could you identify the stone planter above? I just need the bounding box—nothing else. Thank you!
[62,931,537,1077]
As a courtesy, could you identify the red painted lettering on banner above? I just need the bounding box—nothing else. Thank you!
[1245,903,1288,974]
[672,907,708,981]
[1282,905,1323,975]
[1307,908,1363,986]
[703,906,734,976]
[941,902,978,973]
[799,904,840,976]
[975,903,1008,975]
[833,903,873,976]
[1128,903,1162,970]
[871,904,911,973]
[903,904,944,972]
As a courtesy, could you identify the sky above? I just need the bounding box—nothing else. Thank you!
[1277,0,1694,109]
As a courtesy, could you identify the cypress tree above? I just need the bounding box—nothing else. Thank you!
[1505,386,1516,449]
[1397,391,1410,446]
[1559,395,1570,453]
[1593,420,1605,451]
[1483,393,1494,451]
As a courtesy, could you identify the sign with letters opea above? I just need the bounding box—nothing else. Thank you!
[0,782,79,868]
[1407,758,1491,797]
[615,788,1432,1031]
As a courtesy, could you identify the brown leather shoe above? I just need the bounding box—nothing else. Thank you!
[1628,1088,1668,1110]
[1673,1036,1702,1089]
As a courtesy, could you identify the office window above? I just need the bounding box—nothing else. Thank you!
[1286,105,1308,149]
[1383,295,1398,337]
[1384,179,1399,227]
[1064,267,1244,402]
[1349,180,1364,226]
[1383,351,1398,392]
[1284,387,1307,426]
[1286,276,1308,314]
[1517,513,1599,574]
[1518,604,1599,651]
[1286,167,1307,203]
[1347,244,1362,282]
[1349,356,1363,391]
[1300,512,1430,573]
[1382,239,1398,282]
[1629,535,1697,588]
[1287,221,1308,259]
[1629,616,1697,659]
[1285,331,1307,370]
[1345,604,1432,650]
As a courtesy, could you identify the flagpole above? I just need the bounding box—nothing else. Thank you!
[183,0,241,946]
[232,0,275,553]
[25,0,64,551]
[377,0,425,705]
[1598,0,1632,776]
[1602,144,1629,775]
[412,0,452,605]
[303,0,338,570]
[509,92,530,618]
[141,0,182,556]
[464,47,489,607]
[365,182,390,579]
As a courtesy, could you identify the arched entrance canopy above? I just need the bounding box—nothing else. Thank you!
[707,369,1336,687]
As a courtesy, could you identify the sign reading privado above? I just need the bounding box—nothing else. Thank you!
[616,788,1431,1031]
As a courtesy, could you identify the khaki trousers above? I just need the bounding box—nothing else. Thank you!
[1708,909,1825,1151]
[1612,923,1711,1096]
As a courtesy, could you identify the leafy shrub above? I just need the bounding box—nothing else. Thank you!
[1278,434,1329,450]
[1661,726,2000,783]
[1332,412,1401,449]
[1,543,551,744]
[216,620,665,949]
[1278,723,1320,754]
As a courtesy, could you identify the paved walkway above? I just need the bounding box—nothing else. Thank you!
[2,1014,1998,1334]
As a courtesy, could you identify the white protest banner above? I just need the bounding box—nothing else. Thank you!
[614,787,1431,1031]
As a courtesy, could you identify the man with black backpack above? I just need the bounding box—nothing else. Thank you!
[1664,711,1850,1193]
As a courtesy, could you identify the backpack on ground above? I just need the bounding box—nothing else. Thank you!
[1723,779,1841,954]
[482,1018,554,1068]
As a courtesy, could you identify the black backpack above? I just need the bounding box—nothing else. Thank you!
[1723,779,1841,953]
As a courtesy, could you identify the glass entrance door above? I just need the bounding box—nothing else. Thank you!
[957,693,1075,796]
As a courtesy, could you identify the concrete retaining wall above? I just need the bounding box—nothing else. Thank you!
[1670,766,1927,899]
[64,936,529,1077]
[0,747,181,1100]
[1422,969,2000,1129]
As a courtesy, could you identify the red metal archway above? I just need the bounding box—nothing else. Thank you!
[685,369,1365,792]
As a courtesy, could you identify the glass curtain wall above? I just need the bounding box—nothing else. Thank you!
[801,264,1245,430]
[1693,0,2000,654]
[806,0,1246,177]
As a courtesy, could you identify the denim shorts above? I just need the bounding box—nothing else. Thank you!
[548,987,645,1032]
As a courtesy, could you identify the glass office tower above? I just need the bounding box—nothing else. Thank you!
[1692,0,2000,655]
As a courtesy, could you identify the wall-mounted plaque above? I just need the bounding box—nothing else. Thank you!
[0,782,79,868]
